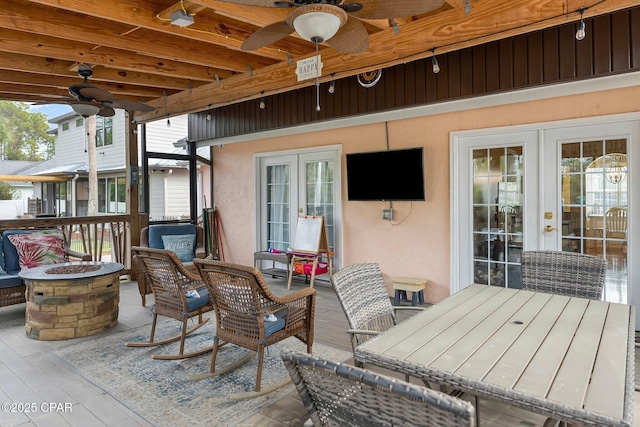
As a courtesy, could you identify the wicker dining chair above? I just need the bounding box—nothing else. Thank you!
[193,258,316,392]
[127,246,214,360]
[281,350,476,427]
[330,263,424,368]
[520,250,606,300]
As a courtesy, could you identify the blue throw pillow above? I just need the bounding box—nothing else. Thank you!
[161,234,196,262]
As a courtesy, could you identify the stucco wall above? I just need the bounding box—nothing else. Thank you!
[211,84,640,303]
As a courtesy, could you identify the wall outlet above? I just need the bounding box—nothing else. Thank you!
[382,208,394,221]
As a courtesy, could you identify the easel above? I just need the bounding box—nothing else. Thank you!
[287,215,333,289]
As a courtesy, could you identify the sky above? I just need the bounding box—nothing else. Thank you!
[27,103,73,125]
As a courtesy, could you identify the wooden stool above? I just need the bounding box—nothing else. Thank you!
[392,277,427,306]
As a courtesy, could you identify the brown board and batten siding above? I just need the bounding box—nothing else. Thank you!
[189,7,640,142]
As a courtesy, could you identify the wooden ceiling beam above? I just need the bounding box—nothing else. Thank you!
[26,0,305,61]
[135,0,639,122]
[2,1,277,73]
[0,28,219,82]
[0,52,223,91]
[0,70,175,100]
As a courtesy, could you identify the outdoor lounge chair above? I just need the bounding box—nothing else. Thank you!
[193,258,316,392]
[127,246,214,360]
[281,350,476,427]
[330,263,424,368]
[520,250,606,300]
[136,224,206,306]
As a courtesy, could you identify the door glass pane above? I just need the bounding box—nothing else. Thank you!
[266,164,290,252]
[305,161,334,251]
[561,139,627,302]
[472,146,523,288]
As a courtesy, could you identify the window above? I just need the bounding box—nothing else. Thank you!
[98,176,126,214]
[62,123,69,131]
[76,118,83,127]
[96,117,113,147]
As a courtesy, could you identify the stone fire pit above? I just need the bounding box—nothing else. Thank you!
[19,261,124,340]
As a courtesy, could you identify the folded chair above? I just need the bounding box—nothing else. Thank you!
[127,246,214,360]
[281,350,476,427]
[193,258,316,393]
[330,263,424,368]
[520,250,606,300]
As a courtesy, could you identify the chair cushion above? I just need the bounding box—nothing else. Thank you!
[161,234,196,262]
[185,286,210,311]
[0,274,23,289]
[264,317,286,337]
[5,231,65,272]
[264,309,288,337]
[147,224,197,250]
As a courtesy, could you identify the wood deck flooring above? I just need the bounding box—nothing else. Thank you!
[0,276,637,426]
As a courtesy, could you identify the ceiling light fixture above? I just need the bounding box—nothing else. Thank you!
[71,103,100,117]
[259,92,265,110]
[605,153,627,184]
[576,8,586,41]
[431,48,440,74]
[288,4,347,44]
[206,104,212,121]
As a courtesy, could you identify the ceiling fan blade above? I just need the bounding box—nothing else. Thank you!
[213,0,286,7]
[107,99,155,112]
[98,106,116,117]
[78,86,114,103]
[242,21,294,51]
[326,16,368,54]
[351,0,445,19]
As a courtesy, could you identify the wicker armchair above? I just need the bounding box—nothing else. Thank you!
[127,246,214,360]
[136,224,206,306]
[330,263,424,368]
[281,350,476,427]
[520,250,606,300]
[193,258,315,392]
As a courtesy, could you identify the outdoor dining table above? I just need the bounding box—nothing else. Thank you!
[355,284,634,427]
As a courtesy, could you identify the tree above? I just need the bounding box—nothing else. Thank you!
[0,182,19,200]
[0,101,55,160]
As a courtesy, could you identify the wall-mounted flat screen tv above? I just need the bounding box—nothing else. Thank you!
[346,147,425,201]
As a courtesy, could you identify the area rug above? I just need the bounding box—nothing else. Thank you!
[50,317,351,427]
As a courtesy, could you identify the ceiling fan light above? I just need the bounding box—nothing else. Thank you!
[71,103,100,117]
[288,5,347,44]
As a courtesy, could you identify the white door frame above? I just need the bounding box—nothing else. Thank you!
[451,113,639,326]
[254,145,343,268]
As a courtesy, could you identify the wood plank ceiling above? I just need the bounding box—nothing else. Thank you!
[0,0,637,123]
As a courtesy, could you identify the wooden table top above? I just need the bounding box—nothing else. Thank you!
[356,284,634,427]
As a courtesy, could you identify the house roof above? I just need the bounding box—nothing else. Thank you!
[0,0,636,123]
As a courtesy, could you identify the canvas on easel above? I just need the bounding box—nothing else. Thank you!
[287,215,332,289]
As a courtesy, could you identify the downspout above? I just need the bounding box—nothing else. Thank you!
[71,173,79,216]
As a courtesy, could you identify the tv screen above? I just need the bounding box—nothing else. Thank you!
[346,148,425,201]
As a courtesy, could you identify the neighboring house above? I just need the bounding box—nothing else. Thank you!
[0,160,39,219]
[19,111,195,219]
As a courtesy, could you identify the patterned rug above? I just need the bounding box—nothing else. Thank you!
[50,317,351,427]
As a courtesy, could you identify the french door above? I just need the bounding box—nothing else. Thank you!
[256,148,341,270]
[452,118,637,316]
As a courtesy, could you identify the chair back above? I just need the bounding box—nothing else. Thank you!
[331,263,397,346]
[281,350,476,427]
[605,207,627,236]
[131,246,204,313]
[194,259,313,344]
[520,250,606,300]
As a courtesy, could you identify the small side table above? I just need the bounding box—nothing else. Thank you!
[253,251,292,279]
[392,276,427,306]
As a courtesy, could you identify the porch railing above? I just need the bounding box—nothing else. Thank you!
[0,214,131,274]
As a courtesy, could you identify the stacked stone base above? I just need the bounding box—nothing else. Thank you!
[25,273,120,340]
